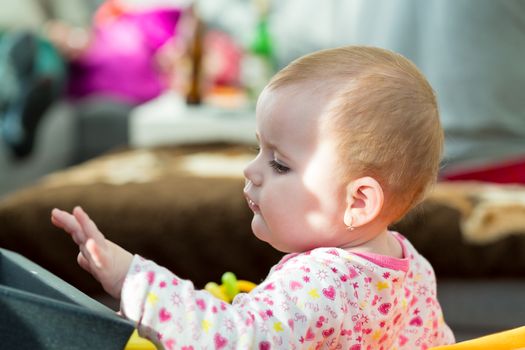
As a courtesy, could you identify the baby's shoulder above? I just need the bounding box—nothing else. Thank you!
[271,248,385,280]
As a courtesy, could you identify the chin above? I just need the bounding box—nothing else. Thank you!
[251,223,284,252]
[251,220,266,242]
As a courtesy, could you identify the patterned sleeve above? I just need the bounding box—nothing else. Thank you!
[120,253,354,349]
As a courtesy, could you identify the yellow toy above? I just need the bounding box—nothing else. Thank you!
[204,271,257,303]
[124,330,156,350]
[430,326,525,350]
[124,272,256,349]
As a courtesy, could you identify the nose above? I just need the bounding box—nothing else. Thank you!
[243,156,263,187]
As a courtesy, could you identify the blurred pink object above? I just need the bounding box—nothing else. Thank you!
[68,5,183,104]
[204,30,243,87]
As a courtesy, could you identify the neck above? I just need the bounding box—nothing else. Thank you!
[340,224,403,258]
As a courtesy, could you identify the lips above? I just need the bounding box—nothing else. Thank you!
[244,193,260,213]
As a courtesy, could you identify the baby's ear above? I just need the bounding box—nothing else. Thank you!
[344,177,384,229]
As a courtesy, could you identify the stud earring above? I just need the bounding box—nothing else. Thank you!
[346,216,355,231]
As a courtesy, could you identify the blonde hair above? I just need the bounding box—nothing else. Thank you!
[267,46,443,222]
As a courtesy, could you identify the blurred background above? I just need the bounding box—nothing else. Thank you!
[0,0,524,343]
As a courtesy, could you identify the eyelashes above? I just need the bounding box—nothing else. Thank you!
[253,145,290,174]
[269,160,290,174]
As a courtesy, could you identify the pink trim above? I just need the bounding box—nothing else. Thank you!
[273,252,300,271]
[351,232,409,272]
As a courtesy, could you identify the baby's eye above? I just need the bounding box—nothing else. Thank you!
[269,160,290,174]
[252,145,261,153]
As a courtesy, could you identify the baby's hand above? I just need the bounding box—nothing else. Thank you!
[51,206,133,299]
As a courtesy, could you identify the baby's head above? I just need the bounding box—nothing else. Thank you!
[268,46,442,222]
[244,46,442,252]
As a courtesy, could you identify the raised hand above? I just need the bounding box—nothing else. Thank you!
[51,206,133,299]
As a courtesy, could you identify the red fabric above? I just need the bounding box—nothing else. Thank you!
[441,157,525,184]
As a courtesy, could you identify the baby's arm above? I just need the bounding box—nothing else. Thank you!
[51,206,133,299]
[120,254,348,349]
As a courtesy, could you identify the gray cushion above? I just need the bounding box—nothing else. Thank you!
[0,248,134,350]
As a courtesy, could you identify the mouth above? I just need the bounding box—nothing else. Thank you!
[244,193,260,213]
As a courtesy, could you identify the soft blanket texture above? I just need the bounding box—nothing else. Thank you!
[426,182,525,244]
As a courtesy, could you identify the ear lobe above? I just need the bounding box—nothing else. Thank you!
[343,177,384,228]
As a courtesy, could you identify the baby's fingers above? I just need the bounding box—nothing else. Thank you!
[85,238,104,269]
[73,207,109,267]
[51,208,85,245]
[73,207,106,245]
[77,251,92,274]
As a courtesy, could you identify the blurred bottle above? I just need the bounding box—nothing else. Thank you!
[185,6,205,105]
[241,0,275,103]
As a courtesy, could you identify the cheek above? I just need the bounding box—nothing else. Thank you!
[302,175,345,228]
[261,187,293,218]
[260,180,303,226]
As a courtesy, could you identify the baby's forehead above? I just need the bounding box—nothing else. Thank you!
[258,85,320,121]
[256,85,341,142]
[259,81,340,112]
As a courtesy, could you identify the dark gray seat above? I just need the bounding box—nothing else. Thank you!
[0,248,134,350]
